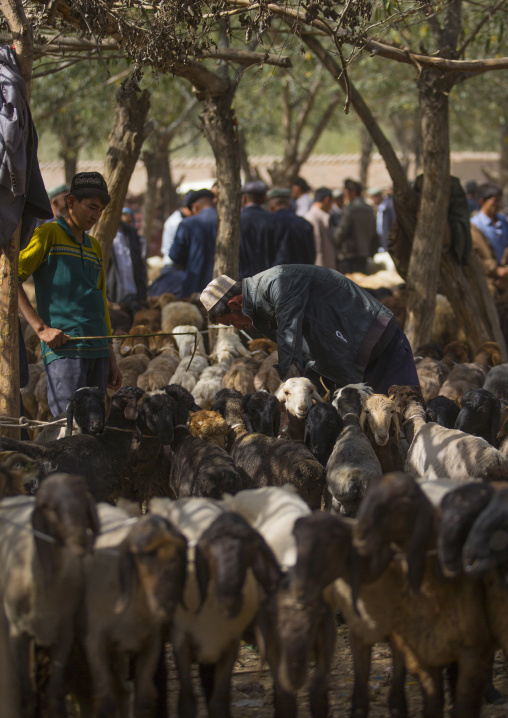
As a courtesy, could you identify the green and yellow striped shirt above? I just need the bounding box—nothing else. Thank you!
[18,219,112,366]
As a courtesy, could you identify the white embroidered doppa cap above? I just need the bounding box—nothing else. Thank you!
[200,275,237,312]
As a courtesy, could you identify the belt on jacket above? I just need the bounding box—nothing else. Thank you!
[355,315,398,369]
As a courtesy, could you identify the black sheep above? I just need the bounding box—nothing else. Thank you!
[426,395,460,428]
[304,402,343,465]
[241,391,281,437]
[454,388,501,446]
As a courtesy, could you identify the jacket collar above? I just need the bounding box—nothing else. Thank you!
[57,217,92,248]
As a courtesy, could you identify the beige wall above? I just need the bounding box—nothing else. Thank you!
[40,152,501,198]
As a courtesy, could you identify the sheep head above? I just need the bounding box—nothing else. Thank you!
[438,483,495,578]
[116,514,187,621]
[66,386,106,436]
[360,394,399,446]
[353,472,435,593]
[462,488,508,577]
[276,378,322,420]
[195,512,281,619]
[32,473,100,582]
[135,391,178,445]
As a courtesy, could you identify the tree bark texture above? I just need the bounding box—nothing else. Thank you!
[0,0,33,437]
[359,127,373,190]
[201,90,242,279]
[141,128,173,243]
[404,70,451,350]
[0,226,21,438]
[63,151,78,186]
[93,84,150,271]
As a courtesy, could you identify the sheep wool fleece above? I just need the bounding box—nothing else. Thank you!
[18,218,112,366]
[242,264,408,389]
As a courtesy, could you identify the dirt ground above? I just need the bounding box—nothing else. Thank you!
[166,626,508,717]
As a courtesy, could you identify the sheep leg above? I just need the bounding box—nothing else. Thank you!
[417,666,444,718]
[0,608,21,718]
[206,640,238,718]
[47,628,77,718]
[387,640,407,718]
[172,641,197,718]
[88,644,125,718]
[198,663,215,706]
[11,632,35,718]
[133,636,161,718]
[451,652,491,718]
[348,630,371,718]
[308,610,335,718]
[152,641,169,718]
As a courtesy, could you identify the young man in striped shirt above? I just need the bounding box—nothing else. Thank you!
[18,171,122,416]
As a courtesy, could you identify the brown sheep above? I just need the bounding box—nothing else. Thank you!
[439,341,502,404]
[222,357,259,395]
[120,325,152,357]
[188,410,229,449]
[360,393,405,472]
[131,306,161,330]
[0,452,32,497]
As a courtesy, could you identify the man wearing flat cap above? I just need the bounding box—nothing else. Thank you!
[169,188,217,298]
[267,188,315,266]
[239,181,279,278]
[200,265,419,395]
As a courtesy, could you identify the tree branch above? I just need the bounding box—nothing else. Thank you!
[457,0,507,56]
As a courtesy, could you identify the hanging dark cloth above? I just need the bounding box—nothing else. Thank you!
[0,46,52,249]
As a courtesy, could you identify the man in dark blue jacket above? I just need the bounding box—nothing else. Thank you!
[268,188,316,266]
[239,181,279,278]
[200,265,419,394]
[169,189,217,298]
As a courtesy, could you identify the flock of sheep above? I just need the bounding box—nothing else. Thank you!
[2,291,508,717]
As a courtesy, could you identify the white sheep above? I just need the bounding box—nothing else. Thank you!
[78,503,187,717]
[211,332,251,365]
[0,474,99,717]
[169,353,209,392]
[172,325,206,358]
[161,301,204,335]
[275,377,323,441]
[137,349,181,391]
[223,485,311,568]
[192,363,230,409]
[150,496,280,717]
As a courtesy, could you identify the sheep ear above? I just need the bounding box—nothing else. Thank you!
[350,546,366,617]
[391,411,400,443]
[32,506,54,584]
[66,400,74,436]
[310,386,323,404]
[86,495,101,541]
[275,384,286,406]
[194,544,210,612]
[491,406,501,448]
[115,546,136,614]
[251,539,283,595]
[359,408,367,433]
[407,496,435,593]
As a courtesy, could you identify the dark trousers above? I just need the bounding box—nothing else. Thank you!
[306,327,419,397]
[340,257,369,274]
[364,327,419,395]
[45,357,110,416]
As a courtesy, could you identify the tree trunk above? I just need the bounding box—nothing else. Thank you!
[404,70,451,349]
[200,90,242,279]
[141,129,173,243]
[63,151,78,186]
[141,147,161,243]
[359,127,373,189]
[0,225,21,438]
[160,150,179,218]
[500,119,508,197]
[0,0,33,437]
[302,32,506,359]
[93,83,150,271]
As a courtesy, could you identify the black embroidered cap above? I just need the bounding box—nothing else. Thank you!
[69,172,110,203]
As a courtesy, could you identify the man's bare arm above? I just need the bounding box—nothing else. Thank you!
[18,285,67,348]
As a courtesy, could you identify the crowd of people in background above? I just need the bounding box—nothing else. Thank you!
[41,173,508,310]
